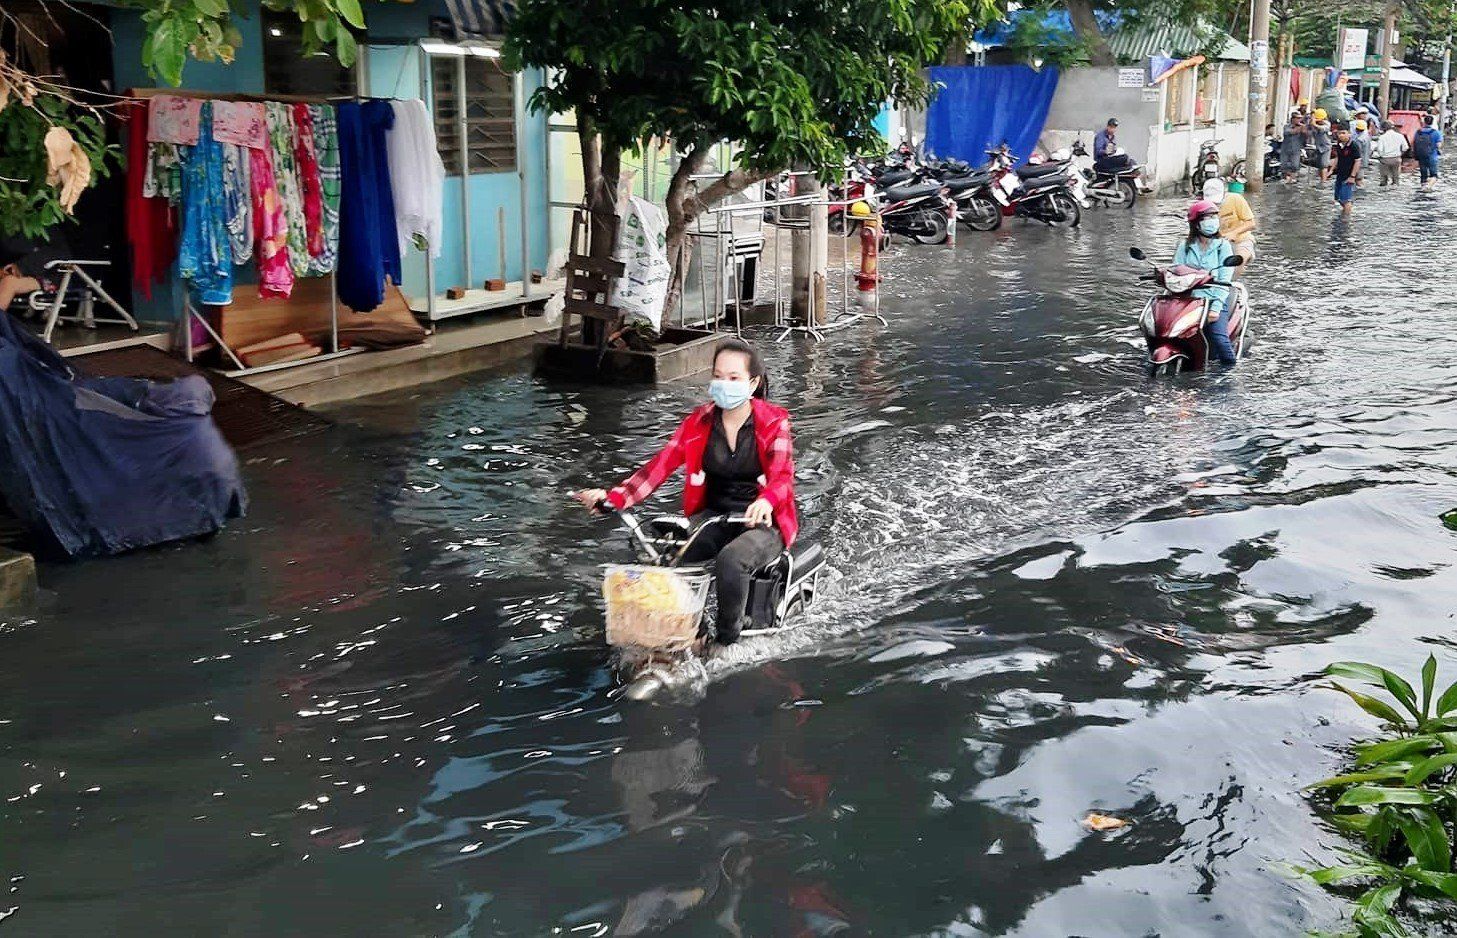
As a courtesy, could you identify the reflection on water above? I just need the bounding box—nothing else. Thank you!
[5,173,1457,934]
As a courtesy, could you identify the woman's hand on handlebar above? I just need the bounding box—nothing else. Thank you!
[573,489,610,512]
[743,498,774,528]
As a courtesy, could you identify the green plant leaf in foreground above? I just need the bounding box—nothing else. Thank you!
[1335,786,1434,808]
[1403,753,1457,786]
[1356,736,1439,767]
[1440,509,1457,531]
[1421,655,1437,721]
[1393,808,1451,873]
[1331,682,1414,731]
[1306,765,1413,790]
[1353,881,1411,938]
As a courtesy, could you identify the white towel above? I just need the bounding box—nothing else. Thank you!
[386,99,446,258]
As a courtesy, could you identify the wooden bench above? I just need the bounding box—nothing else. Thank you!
[215,279,423,352]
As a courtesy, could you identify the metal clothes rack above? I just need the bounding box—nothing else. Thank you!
[134,86,435,377]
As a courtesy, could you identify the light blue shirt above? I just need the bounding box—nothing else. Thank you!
[1173,236,1232,301]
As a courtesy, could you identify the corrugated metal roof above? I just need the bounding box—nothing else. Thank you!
[1106,22,1250,62]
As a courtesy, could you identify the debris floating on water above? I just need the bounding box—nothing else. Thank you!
[1082,812,1130,832]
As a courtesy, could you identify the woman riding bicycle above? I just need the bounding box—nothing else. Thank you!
[575,338,799,645]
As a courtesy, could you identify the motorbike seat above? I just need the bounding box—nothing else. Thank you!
[1019,161,1068,179]
[874,168,915,188]
[884,180,942,202]
[1020,172,1070,191]
[786,540,826,580]
[941,173,990,193]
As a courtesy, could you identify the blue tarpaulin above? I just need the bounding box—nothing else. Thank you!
[925,65,1061,167]
[0,311,246,558]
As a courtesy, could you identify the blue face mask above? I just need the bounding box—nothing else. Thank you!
[709,378,754,410]
[1198,217,1220,237]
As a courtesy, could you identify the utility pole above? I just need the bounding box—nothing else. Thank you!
[1245,0,1273,191]
[1441,0,1453,129]
[1378,2,1399,118]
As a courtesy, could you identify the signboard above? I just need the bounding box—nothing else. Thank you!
[1118,67,1146,88]
[1336,27,1368,71]
[1141,88,1161,102]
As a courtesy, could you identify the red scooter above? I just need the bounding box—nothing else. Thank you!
[1130,247,1248,374]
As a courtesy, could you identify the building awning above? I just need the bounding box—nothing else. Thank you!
[442,0,515,38]
[1387,64,1435,88]
[1106,22,1249,62]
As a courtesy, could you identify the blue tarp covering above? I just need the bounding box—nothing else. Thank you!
[0,311,246,558]
[925,65,1061,167]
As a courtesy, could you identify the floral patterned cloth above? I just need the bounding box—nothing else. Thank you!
[222,144,253,264]
[146,95,202,146]
[213,101,268,149]
[143,143,184,203]
[249,145,293,298]
[291,104,325,262]
[177,103,233,305]
[265,103,311,278]
[308,104,341,276]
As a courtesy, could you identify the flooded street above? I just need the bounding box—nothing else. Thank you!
[7,174,1457,935]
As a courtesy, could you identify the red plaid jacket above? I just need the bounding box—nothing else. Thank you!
[605,398,799,545]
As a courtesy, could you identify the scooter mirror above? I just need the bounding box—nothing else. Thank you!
[1223,254,1245,267]
[1129,247,1146,261]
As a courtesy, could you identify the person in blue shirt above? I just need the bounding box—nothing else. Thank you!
[1093,117,1134,174]
[1413,114,1444,188]
[1173,200,1238,366]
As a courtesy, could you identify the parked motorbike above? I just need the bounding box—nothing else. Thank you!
[874,178,954,244]
[1263,137,1281,181]
[1130,246,1248,374]
[986,148,1082,228]
[1189,138,1224,194]
[1059,139,1142,208]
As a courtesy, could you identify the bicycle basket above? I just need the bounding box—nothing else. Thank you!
[602,564,712,652]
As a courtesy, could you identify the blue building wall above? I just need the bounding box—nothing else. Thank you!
[110,1,550,323]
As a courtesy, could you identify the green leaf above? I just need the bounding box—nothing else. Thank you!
[1434,680,1457,718]
[335,28,357,68]
[150,17,189,86]
[1441,508,1457,530]
[1404,753,1457,786]
[1292,860,1395,885]
[1383,670,1423,721]
[1422,655,1438,721]
[1335,786,1435,808]
[1305,765,1413,789]
[1328,662,1402,691]
[1353,881,1410,938]
[335,0,365,30]
[195,0,229,16]
[1333,683,1413,732]
[1394,808,1450,872]
[1406,867,1457,900]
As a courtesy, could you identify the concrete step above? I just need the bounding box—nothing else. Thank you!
[0,547,36,610]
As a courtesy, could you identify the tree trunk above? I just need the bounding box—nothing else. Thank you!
[944,29,969,66]
[1377,2,1399,119]
[577,119,621,345]
[1066,0,1116,66]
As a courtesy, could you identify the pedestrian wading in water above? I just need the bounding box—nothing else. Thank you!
[575,338,799,646]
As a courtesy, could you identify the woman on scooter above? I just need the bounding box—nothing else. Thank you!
[574,338,799,645]
[1174,199,1238,366]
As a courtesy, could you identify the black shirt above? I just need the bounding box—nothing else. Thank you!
[1332,141,1360,180]
[703,410,762,513]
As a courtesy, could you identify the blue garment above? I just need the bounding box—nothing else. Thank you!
[0,309,246,556]
[925,65,1060,166]
[1174,236,1237,365]
[177,102,233,305]
[1413,126,1443,158]
[335,100,402,312]
[1334,180,1356,203]
[1094,128,1114,159]
[1420,156,1440,182]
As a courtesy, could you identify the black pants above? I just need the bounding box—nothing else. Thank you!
[1094,153,1135,175]
[681,514,785,644]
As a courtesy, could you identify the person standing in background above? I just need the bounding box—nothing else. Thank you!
[1372,121,1408,186]
[1311,109,1334,184]
[1412,114,1444,188]
[1352,120,1372,187]
[1331,126,1362,215]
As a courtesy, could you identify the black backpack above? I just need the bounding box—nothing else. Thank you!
[1413,129,1435,160]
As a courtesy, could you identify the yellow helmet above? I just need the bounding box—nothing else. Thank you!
[1314,108,1327,120]
[1355,119,1367,131]
[849,200,872,217]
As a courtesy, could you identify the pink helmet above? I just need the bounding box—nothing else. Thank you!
[1187,199,1219,222]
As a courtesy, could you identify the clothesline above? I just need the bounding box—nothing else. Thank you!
[127,87,414,105]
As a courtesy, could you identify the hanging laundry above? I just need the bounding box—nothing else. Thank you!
[265,103,311,278]
[143,142,183,203]
[146,95,202,146]
[307,104,341,276]
[386,99,445,258]
[249,144,293,298]
[335,100,402,312]
[122,100,176,299]
[213,101,267,149]
[176,102,232,306]
[290,103,325,262]
[222,144,253,264]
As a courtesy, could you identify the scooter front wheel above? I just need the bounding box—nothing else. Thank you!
[912,210,950,245]
[962,195,1002,231]
[1116,179,1138,208]
[1044,191,1081,228]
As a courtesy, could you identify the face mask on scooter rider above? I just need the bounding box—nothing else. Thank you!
[709,379,754,410]
[1198,217,1220,237]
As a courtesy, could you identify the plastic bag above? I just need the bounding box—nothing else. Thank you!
[609,196,672,332]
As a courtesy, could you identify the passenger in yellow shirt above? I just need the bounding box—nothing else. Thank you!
[1202,177,1255,274]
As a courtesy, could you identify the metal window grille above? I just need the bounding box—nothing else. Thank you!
[431,56,517,175]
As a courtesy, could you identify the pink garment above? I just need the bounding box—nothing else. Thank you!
[291,104,326,259]
[213,101,268,149]
[146,95,202,145]
[249,146,294,298]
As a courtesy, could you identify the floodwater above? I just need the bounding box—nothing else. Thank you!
[6,170,1457,936]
